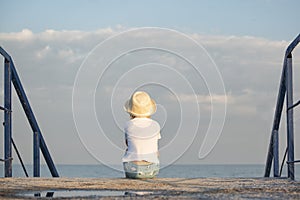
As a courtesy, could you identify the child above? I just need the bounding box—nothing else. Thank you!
[122,91,161,179]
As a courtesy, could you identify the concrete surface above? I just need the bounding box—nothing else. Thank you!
[0,177,299,199]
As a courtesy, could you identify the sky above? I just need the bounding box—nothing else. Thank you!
[0,0,300,173]
[1,0,299,40]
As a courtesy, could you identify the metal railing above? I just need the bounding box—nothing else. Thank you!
[264,34,300,180]
[0,46,59,177]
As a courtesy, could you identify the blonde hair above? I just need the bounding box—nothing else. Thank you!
[130,114,150,119]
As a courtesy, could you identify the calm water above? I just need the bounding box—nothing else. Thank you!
[1,164,299,180]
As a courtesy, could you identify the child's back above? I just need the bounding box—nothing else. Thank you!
[122,91,161,179]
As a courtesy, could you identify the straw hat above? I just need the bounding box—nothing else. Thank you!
[124,91,156,117]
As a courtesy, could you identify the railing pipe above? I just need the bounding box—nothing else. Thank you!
[264,34,300,179]
[0,46,59,177]
[33,132,40,177]
[10,61,59,177]
[264,62,286,177]
[273,130,279,177]
[4,58,12,177]
[286,54,295,180]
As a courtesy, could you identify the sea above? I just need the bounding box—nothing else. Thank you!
[1,164,299,180]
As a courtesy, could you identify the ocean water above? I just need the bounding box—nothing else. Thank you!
[1,164,299,180]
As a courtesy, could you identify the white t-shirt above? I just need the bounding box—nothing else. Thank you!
[122,118,161,164]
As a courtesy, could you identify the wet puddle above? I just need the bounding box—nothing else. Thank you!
[18,190,156,198]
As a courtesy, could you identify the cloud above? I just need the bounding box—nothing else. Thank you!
[0,28,296,164]
[0,29,34,41]
[35,45,51,59]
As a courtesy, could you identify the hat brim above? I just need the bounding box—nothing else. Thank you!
[124,99,156,117]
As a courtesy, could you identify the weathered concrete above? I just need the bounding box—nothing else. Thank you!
[0,177,299,199]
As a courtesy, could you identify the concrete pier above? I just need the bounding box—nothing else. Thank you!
[0,177,299,199]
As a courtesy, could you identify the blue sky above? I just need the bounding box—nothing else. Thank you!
[1,0,299,40]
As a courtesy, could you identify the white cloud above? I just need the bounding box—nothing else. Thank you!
[0,29,34,41]
[169,93,228,104]
[0,28,295,164]
[35,45,51,59]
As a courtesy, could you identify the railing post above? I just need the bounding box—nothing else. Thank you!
[10,61,59,177]
[4,58,12,177]
[264,63,286,177]
[33,131,40,177]
[286,53,295,180]
[273,130,279,177]
[0,47,59,177]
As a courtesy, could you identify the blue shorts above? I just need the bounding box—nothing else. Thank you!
[123,162,159,179]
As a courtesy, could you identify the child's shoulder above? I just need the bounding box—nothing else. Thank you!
[126,118,160,128]
[144,118,161,130]
[150,119,160,128]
